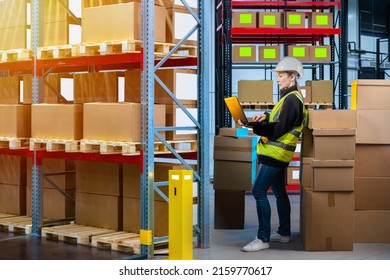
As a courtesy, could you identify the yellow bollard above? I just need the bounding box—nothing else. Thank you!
[168,169,193,260]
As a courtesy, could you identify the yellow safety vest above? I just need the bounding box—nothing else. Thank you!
[257,90,307,163]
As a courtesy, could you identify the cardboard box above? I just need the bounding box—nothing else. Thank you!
[302,128,356,160]
[214,190,245,229]
[0,184,26,215]
[214,135,257,162]
[83,102,165,142]
[287,45,310,62]
[0,105,31,138]
[0,76,21,104]
[238,80,273,102]
[165,104,197,140]
[287,164,300,185]
[232,12,257,28]
[306,80,333,103]
[285,12,306,28]
[32,104,82,140]
[0,26,27,50]
[219,127,249,138]
[355,145,390,177]
[232,46,256,62]
[125,69,198,105]
[76,192,122,230]
[74,72,120,103]
[309,12,333,28]
[351,80,390,110]
[258,46,281,62]
[123,197,168,236]
[302,188,354,251]
[82,3,166,43]
[310,45,331,62]
[0,156,26,186]
[43,21,68,46]
[354,210,390,243]
[76,161,122,196]
[307,109,357,129]
[43,0,68,23]
[0,0,27,28]
[299,86,312,103]
[26,187,75,220]
[258,12,283,28]
[355,177,390,210]
[301,157,313,188]
[166,8,197,45]
[213,160,256,191]
[356,110,390,144]
[311,160,355,191]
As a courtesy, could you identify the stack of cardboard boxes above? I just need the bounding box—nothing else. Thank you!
[301,110,357,250]
[352,80,390,243]
[237,80,273,103]
[213,128,258,229]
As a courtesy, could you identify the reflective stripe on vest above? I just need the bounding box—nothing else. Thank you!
[257,90,306,163]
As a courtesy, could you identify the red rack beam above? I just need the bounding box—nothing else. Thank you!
[232,1,340,9]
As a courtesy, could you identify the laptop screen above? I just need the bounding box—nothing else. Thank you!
[224,96,249,124]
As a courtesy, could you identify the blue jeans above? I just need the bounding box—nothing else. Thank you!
[252,164,291,242]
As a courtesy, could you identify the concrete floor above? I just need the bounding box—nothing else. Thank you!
[0,193,389,260]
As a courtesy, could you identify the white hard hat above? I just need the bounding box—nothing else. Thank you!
[272,56,304,79]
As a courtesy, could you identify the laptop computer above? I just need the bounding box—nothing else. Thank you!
[224,96,278,127]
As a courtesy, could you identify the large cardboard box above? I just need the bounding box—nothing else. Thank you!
[26,187,75,220]
[302,128,356,160]
[0,105,31,138]
[214,160,256,191]
[0,76,21,104]
[123,197,168,236]
[354,210,390,243]
[287,162,300,185]
[355,145,390,177]
[285,12,306,28]
[0,156,26,186]
[165,104,197,140]
[125,69,197,105]
[355,177,390,210]
[0,26,27,50]
[214,190,245,229]
[74,72,120,103]
[258,12,283,28]
[287,45,310,62]
[302,188,354,251]
[351,80,390,110]
[232,12,257,28]
[42,21,68,46]
[214,135,257,162]
[82,3,166,43]
[307,109,357,129]
[32,104,83,140]
[311,160,355,191]
[0,0,27,28]
[299,86,312,103]
[258,46,281,62]
[356,110,390,144]
[166,8,197,45]
[237,80,273,102]
[232,46,256,62]
[306,80,333,103]
[76,192,122,230]
[83,102,165,142]
[310,46,331,62]
[0,184,26,215]
[219,127,249,138]
[76,161,122,196]
[309,12,333,28]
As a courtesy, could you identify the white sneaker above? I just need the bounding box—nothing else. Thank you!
[242,237,270,252]
[270,233,291,243]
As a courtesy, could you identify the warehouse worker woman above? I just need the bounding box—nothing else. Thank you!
[238,57,307,252]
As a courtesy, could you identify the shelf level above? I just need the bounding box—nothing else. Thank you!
[231,1,340,9]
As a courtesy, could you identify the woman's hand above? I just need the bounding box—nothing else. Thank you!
[252,114,267,122]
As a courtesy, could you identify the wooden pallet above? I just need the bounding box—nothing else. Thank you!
[0,49,32,62]
[0,137,29,149]
[37,45,74,59]
[91,232,140,254]
[41,224,116,246]
[305,102,333,110]
[29,138,79,152]
[240,102,275,110]
[80,139,136,155]
[0,216,33,234]
[155,140,197,153]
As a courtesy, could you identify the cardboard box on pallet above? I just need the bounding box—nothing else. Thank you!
[307,109,357,129]
[166,7,197,45]
[0,76,21,104]
[355,144,390,177]
[32,104,83,140]
[82,3,166,43]
[258,12,283,28]
[355,177,390,210]
[74,72,120,103]
[356,110,390,144]
[125,69,198,105]
[0,156,26,186]
[0,104,31,138]
[285,12,306,28]
[165,104,197,141]
[258,46,281,62]
[305,80,333,103]
[214,190,245,229]
[309,12,333,28]
[0,184,26,215]
[354,210,390,243]
[351,79,390,110]
[232,45,256,62]
[238,80,273,102]
[232,12,257,28]
[301,188,354,251]
[83,102,165,142]
[310,45,331,62]
[287,45,310,62]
